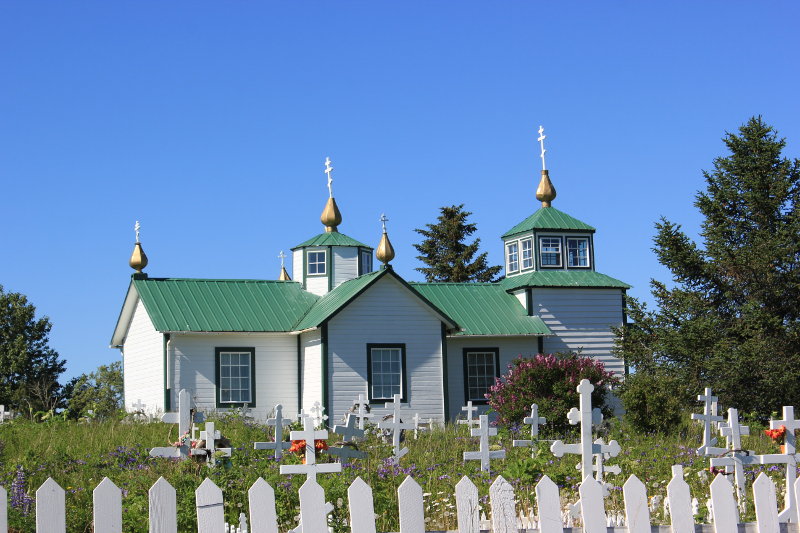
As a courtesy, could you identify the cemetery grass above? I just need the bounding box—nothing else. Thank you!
[0,413,787,532]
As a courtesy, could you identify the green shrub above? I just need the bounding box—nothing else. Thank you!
[618,370,693,433]
[486,353,618,433]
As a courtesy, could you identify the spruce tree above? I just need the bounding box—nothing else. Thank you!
[616,117,800,419]
[413,204,502,282]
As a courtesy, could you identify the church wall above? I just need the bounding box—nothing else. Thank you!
[532,288,625,375]
[300,330,323,414]
[122,299,164,415]
[170,333,298,421]
[333,247,358,287]
[292,250,303,282]
[444,336,540,420]
[512,289,527,311]
[327,275,445,423]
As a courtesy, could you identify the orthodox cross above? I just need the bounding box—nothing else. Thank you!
[691,387,725,456]
[709,408,752,506]
[378,394,415,464]
[412,413,430,439]
[537,125,547,171]
[513,403,547,450]
[380,213,389,233]
[134,220,141,243]
[280,414,341,481]
[352,394,373,430]
[199,421,232,467]
[589,437,621,495]
[324,157,334,197]
[458,401,479,429]
[254,403,292,459]
[329,413,367,460]
[278,251,286,269]
[131,399,146,412]
[149,389,205,460]
[769,406,800,521]
[463,414,506,472]
[309,401,328,427]
[550,379,620,481]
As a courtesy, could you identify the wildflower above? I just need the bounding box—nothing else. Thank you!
[765,426,787,441]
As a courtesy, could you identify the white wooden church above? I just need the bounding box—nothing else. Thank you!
[111,137,629,423]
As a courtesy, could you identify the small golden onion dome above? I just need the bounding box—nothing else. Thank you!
[376,232,395,264]
[536,169,557,207]
[320,197,342,232]
[129,242,148,273]
[278,266,291,281]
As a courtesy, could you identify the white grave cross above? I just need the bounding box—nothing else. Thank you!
[149,389,205,459]
[550,379,620,481]
[309,401,328,427]
[709,408,752,506]
[198,421,232,467]
[458,401,479,429]
[254,404,292,459]
[464,414,506,472]
[769,406,800,521]
[691,387,726,456]
[378,394,414,464]
[513,403,547,450]
[280,414,341,481]
[352,394,373,430]
[0,405,11,423]
[329,413,367,460]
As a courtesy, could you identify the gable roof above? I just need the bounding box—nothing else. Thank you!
[502,207,595,238]
[409,283,551,336]
[294,267,458,331]
[293,232,370,249]
[501,270,631,291]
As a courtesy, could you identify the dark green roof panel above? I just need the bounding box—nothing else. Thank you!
[410,283,551,336]
[293,232,370,249]
[501,270,631,291]
[134,278,319,332]
[502,207,595,237]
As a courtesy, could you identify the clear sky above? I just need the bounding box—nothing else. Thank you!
[1,2,798,381]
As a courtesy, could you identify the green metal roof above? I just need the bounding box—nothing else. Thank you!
[500,270,631,291]
[409,283,551,336]
[293,232,370,249]
[502,207,595,238]
[133,278,319,332]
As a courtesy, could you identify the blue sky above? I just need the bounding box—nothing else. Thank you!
[1,2,798,381]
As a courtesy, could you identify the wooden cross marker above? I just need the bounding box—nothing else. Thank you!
[464,414,506,472]
[709,408,751,505]
[550,379,620,481]
[513,403,547,449]
[0,405,11,423]
[329,413,368,459]
[149,389,205,460]
[691,387,726,456]
[309,401,328,427]
[352,394,373,430]
[198,421,232,467]
[769,406,800,521]
[254,403,292,459]
[458,401,479,429]
[590,438,621,495]
[412,412,430,439]
[378,394,415,464]
[280,414,341,481]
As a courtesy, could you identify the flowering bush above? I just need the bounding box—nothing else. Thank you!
[486,353,618,432]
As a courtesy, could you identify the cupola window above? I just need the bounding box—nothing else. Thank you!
[521,238,533,270]
[567,238,590,267]
[307,250,326,275]
[539,237,562,267]
[506,242,519,273]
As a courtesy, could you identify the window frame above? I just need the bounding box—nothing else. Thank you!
[215,347,256,408]
[506,241,520,273]
[366,343,407,403]
[359,249,373,275]
[566,237,591,268]
[306,249,327,276]
[538,236,563,268]
[521,238,533,270]
[462,348,500,404]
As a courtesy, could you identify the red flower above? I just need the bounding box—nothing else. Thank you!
[765,425,787,442]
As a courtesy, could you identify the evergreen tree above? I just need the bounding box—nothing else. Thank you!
[413,204,502,282]
[616,117,800,420]
[0,285,66,412]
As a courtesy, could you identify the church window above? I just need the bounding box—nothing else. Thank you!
[506,242,519,273]
[307,250,326,275]
[215,348,256,407]
[567,238,590,267]
[463,348,499,403]
[367,344,406,402]
[521,238,533,269]
[359,250,373,275]
[539,237,562,267]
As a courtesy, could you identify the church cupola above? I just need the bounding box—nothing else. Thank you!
[129,220,149,278]
[376,213,395,266]
[535,126,557,207]
[291,157,374,295]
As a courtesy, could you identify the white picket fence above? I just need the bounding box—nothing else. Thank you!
[1,467,797,533]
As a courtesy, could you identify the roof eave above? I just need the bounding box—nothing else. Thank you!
[110,282,142,347]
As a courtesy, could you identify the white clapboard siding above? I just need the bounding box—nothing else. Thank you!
[333,247,359,288]
[292,249,303,284]
[398,476,425,533]
[149,476,177,533]
[455,476,479,533]
[93,477,122,533]
[301,330,323,414]
[248,477,278,533]
[123,298,165,414]
[753,473,779,533]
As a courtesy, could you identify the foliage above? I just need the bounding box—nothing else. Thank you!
[413,204,502,282]
[614,117,800,419]
[0,284,66,413]
[618,370,694,433]
[64,361,124,420]
[486,353,618,432]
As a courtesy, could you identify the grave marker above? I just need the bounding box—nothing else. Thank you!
[309,401,328,427]
[464,414,506,472]
[329,413,367,460]
[280,414,341,481]
[769,406,800,522]
[352,394,374,430]
[0,405,11,423]
[691,388,726,456]
[254,404,292,459]
[458,401,479,429]
[199,421,232,467]
[378,394,414,464]
[513,403,546,450]
[150,389,205,460]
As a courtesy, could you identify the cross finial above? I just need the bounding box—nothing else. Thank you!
[380,213,389,234]
[278,250,286,268]
[324,157,334,198]
[134,220,141,243]
[537,125,547,171]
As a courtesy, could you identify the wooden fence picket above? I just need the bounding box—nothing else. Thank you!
[795,476,800,524]
[710,474,738,533]
[349,476,377,533]
[489,475,516,533]
[0,484,7,532]
[455,476,479,533]
[93,477,122,533]
[149,476,177,533]
[623,475,650,533]
[579,477,607,533]
[667,467,694,533]
[36,478,65,533]
[397,476,424,533]
[753,473,779,533]
[298,478,330,533]
[196,478,225,533]
[535,475,562,533]
[248,477,278,533]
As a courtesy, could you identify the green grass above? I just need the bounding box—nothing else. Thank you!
[0,413,787,532]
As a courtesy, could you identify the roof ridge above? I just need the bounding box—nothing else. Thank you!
[136,278,301,284]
